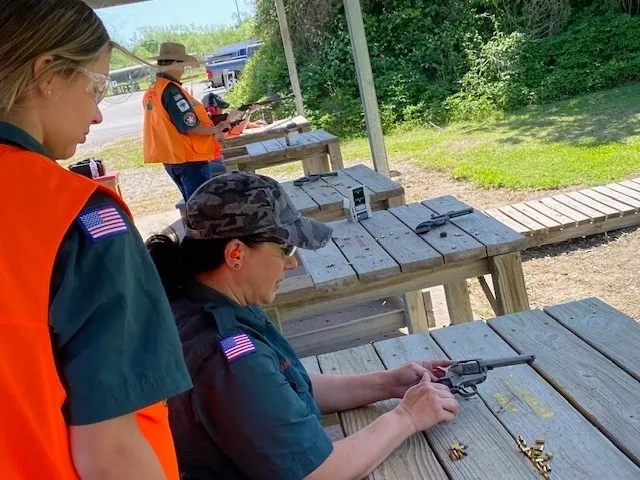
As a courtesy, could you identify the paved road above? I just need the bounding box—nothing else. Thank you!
[79,81,213,151]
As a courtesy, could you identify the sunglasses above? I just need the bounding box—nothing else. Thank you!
[251,236,297,257]
[76,66,110,104]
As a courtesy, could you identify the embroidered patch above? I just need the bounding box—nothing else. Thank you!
[183,112,197,126]
[279,359,292,372]
[220,334,256,363]
[173,93,183,101]
[176,98,190,112]
[77,205,128,243]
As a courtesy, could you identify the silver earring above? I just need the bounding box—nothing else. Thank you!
[234,263,241,269]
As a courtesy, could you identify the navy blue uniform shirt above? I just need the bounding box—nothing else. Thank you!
[169,282,333,480]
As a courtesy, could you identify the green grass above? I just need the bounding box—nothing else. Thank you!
[82,82,640,190]
[345,82,640,189]
[67,137,144,171]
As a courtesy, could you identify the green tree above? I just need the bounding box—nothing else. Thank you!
[110,20,255,70]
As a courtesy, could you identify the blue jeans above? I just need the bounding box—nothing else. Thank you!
[164,160,226,202]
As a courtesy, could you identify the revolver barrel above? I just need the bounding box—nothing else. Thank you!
[481,354,535,370]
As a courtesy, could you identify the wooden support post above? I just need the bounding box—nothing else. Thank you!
[490,252,530,315]
[443,280,474,324]
[342,0,389,177]
[403,291,430,333]
[275,0,305,116]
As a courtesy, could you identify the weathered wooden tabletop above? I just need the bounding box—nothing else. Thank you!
[302,297,640,479]
[280,164,406,222]
[220,115,310,149]
[223,129,343,173]
[272,195,530,332]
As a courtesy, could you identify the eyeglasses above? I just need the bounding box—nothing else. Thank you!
[76,66,110,104]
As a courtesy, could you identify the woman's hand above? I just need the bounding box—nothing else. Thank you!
[306,373,458,480]
[384,360,451,399]
[394,373,458,434]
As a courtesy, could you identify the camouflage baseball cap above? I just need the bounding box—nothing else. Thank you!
[184,172,333,250]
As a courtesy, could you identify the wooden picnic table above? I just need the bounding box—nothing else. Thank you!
[270,195,531,343]
[280,164,406,222]
[302,297,640,479]
[222,129,343,175]
[220,115,310,149]
[175,163,401,226]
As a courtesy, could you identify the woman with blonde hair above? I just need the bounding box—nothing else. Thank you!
[0,0,192,478]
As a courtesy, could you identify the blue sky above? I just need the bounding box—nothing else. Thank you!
[97,0,255,44]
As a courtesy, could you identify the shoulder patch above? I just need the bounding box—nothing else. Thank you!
[220,333,257,363]
[77,204,129,243]
[176,98,191,112]
[184,112,197,126]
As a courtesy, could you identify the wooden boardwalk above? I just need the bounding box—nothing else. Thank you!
[485,179,640,247]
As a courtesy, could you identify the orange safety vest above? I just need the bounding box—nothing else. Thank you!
[0,145,180,479]
[143,76,223,165]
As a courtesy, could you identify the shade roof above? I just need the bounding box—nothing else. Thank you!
[85,0,149,8]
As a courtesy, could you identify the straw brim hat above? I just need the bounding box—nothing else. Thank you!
[148,42,205,67]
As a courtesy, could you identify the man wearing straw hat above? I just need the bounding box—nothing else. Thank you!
[143,42,231,201]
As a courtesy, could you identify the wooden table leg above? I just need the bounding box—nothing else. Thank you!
[443,280,474,324]
[302,154,331,175]
[385,194,406,208]
[477,275,498,315]
[490,252,530,315]
[403,291,431,332]
[327,141,344,170]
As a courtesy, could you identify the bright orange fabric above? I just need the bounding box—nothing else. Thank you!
[143,76,223,164]
[0,145,179,479]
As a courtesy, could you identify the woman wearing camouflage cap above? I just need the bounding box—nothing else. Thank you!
[147,172,459,480]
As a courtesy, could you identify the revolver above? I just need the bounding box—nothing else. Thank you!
[415,207,474,234]
[293,171,338,186]
[436,354,535,397]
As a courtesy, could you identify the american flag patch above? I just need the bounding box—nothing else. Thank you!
[77,205,128,242]
[220,334,256,363]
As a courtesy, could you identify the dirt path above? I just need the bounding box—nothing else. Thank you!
[120,157,640,321]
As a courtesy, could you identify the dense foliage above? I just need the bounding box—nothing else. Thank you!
[227,0,640,137]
